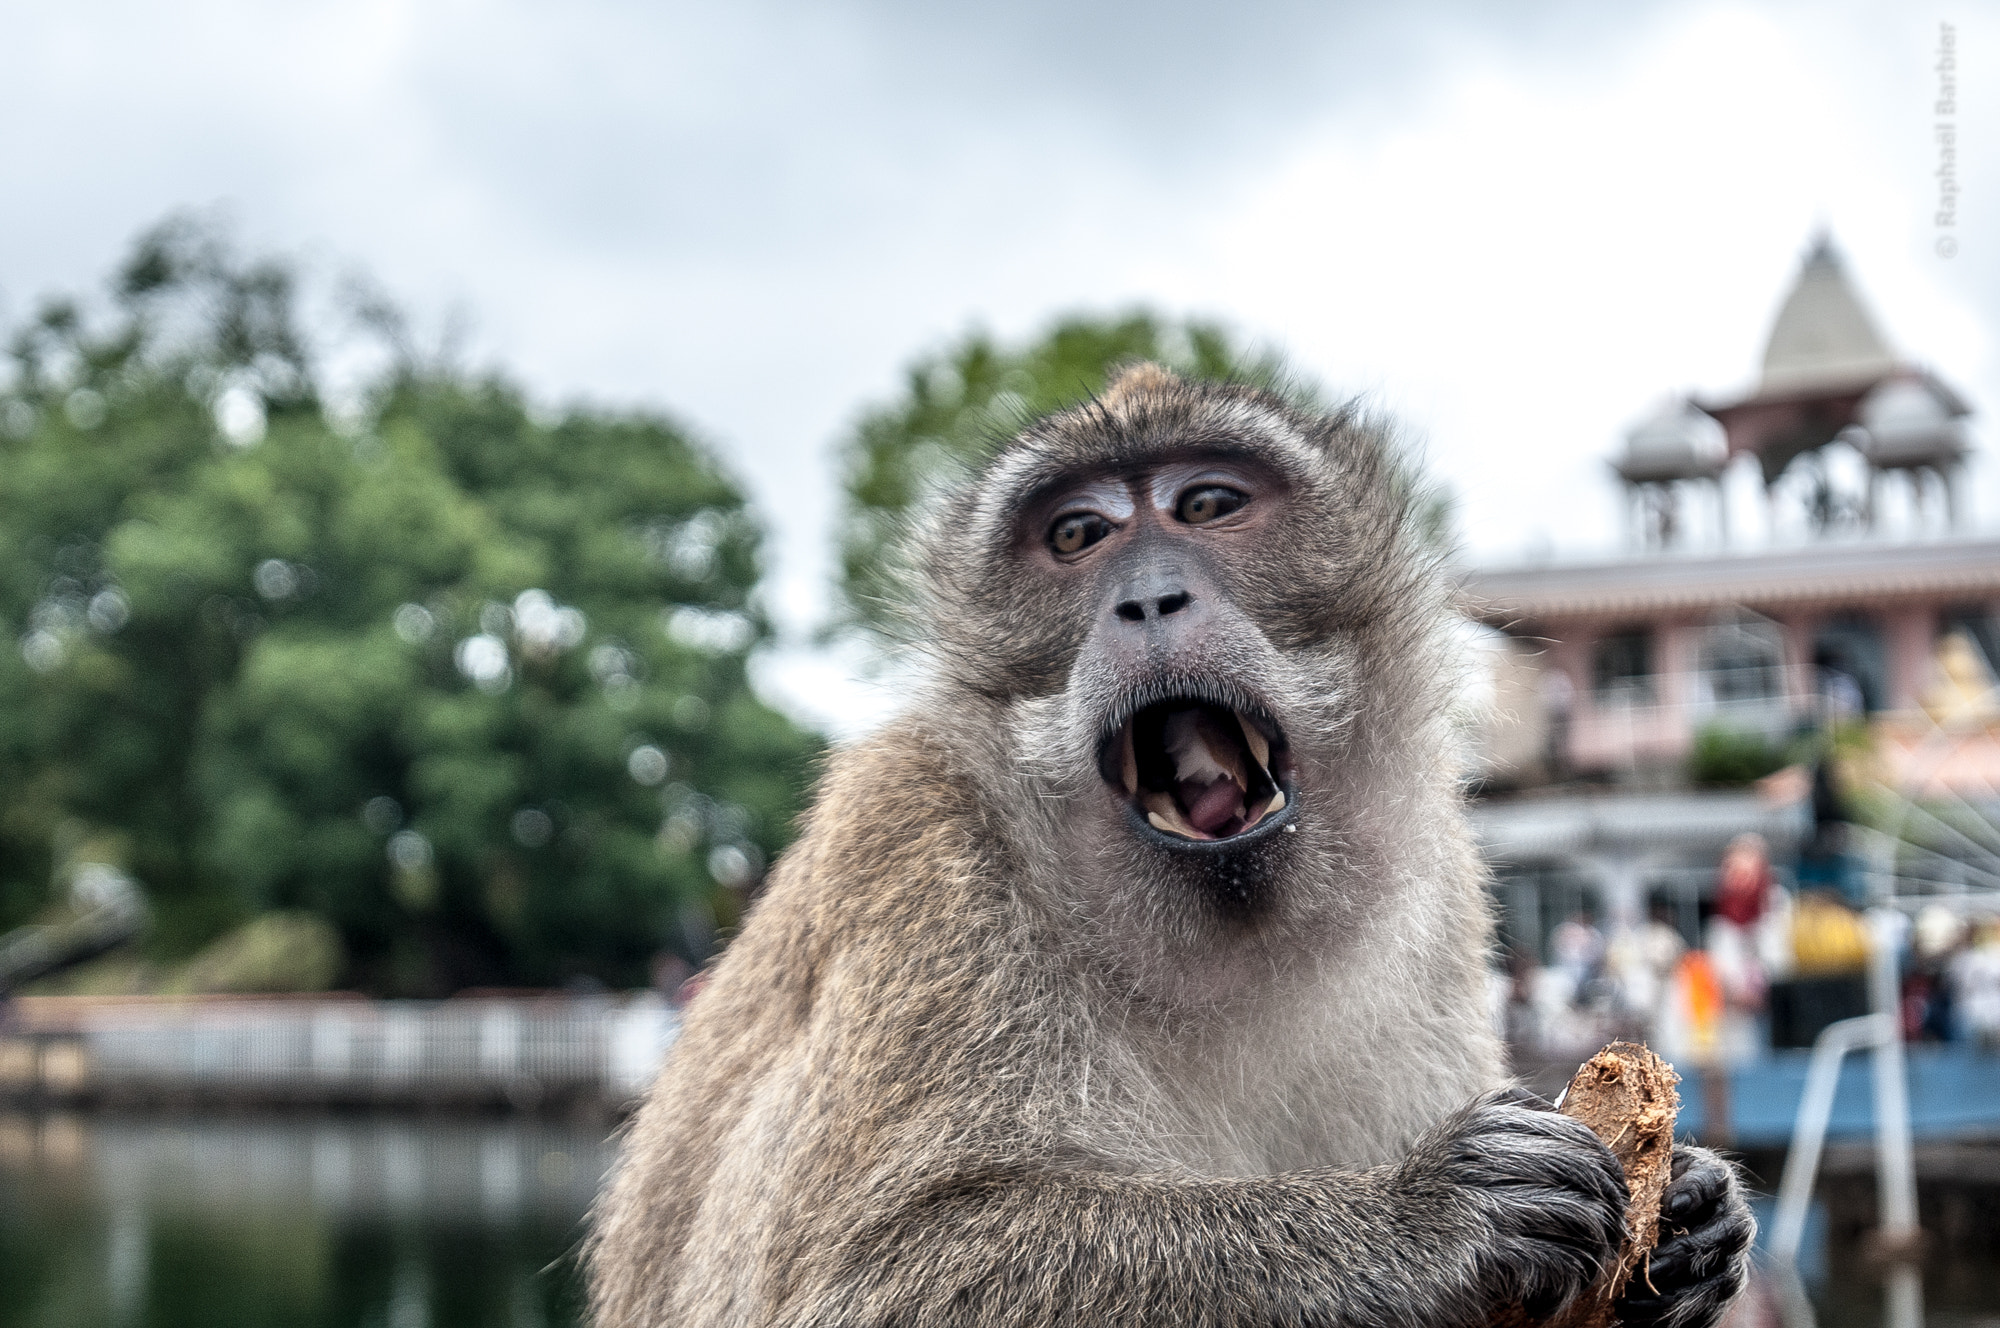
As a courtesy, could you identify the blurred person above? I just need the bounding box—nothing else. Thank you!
[1765,889,1875,1049]
[1714,835,1773,931]
[1948,919,2000,1048]
[1789,891,1872,977]
[1606,899,1688,1040]
[1549,909,1605,989]
[1659,947,1739,1141]
[1707,835,1774,1015]
[1753,879,1796,985]
[1538,909,1617,1055]
[1906,905,1966,1042]
[1601,923,1646,1023]
[1795,753,1864,905]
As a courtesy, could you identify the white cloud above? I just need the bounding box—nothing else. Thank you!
[1,0,1995,739]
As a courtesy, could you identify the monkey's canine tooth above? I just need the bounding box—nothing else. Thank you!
[1238,786,1288,834]
[1236,711,1271,773]
[1143,791,1207,840]
[1120,725,1139,795]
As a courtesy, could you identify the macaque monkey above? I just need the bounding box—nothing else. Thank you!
[591,365,1750,1328]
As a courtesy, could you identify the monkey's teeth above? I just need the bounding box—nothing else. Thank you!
[1236,712,1271,773]
[1142,791,1209,840]
[1233,786,1288,834]
[1125,702,1286,843]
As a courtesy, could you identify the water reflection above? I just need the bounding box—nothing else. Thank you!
[7,1111,1999,1328]
[0,1112,612,1328]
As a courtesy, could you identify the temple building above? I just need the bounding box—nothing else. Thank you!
[1467,236,1989,785]
[1460,236,1993,956]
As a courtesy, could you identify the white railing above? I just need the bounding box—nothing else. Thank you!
[1564,662,1817,773]
[0,995,679,1107]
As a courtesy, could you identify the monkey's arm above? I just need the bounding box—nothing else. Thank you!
[786,1092,1628,1328]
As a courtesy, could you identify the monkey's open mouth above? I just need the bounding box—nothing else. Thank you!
[1101,701,1293,843]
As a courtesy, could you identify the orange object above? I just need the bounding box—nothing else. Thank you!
[1678,950,1723,1052]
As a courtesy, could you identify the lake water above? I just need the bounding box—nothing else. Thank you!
[4,1111,1996,1327]
[0,1113,611,1328]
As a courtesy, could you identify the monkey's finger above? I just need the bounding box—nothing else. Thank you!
[1616,1242,1750,1328]
[1641,1205,1754,1289]
[1660,1148,1731,1228]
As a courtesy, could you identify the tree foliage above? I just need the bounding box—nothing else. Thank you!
[0,218,819,992]
[830,312,1319,644]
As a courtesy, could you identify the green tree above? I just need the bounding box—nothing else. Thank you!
[0,218,819,992]
[830,312,1318,645]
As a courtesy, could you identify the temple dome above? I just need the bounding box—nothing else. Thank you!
[1759,236,1899,393]
[1858,374,1970,470]
[1615,398,1727,484]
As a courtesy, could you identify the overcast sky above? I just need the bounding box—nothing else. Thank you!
[4,0,1995,733]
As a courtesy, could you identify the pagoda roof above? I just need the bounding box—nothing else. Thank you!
[1758,235,1899,392]
[1693,236,1916,482]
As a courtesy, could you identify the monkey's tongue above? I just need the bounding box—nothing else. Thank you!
[1180,778,1246,835]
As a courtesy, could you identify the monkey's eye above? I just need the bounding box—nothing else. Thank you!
[1048,512,1114,556]
[1176,485,1247,525]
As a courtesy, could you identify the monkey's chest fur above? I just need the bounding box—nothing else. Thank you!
[1118,965,1493,1178]
[591,725,1501,1328]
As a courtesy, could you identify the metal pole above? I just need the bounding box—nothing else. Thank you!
[1769,1012,1888,1262]
[1866,908,1923,1328]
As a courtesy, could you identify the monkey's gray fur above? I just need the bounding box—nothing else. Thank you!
[589,365,1751,1327]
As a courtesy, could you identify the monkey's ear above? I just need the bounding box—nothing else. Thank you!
[1099,361,1182,412]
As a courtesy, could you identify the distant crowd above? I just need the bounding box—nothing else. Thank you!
[1501,834,2000,1062]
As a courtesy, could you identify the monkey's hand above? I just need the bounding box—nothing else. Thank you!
[1614,1145,1753,1328]
[1397,1087,1629,1324]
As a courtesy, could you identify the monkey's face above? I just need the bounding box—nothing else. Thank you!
[922,370,1424,928]
[1027,453,1300,855]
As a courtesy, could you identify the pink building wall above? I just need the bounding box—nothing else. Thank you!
[1526,590,1997,778]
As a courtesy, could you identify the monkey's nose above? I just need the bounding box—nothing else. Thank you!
[1113,590,1192,623]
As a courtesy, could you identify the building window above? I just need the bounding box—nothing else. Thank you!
[1699,610,1785,708]
[1812,615,1886,714]
[1592,628,1654,703]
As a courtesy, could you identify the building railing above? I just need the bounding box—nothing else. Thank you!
[1567,673,1812,771]
[0,994,679,1111]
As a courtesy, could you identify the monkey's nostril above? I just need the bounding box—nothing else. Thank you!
[1155,592,1191,617]
[1115,601,1146,623]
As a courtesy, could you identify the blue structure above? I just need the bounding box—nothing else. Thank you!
[1673,1044,2000,1146]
